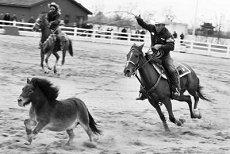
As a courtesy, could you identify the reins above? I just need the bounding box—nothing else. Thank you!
[129,47,163,99]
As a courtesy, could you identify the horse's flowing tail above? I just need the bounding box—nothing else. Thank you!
[68,39,73,56]
[88,111,101,135]
[197,85,211,102]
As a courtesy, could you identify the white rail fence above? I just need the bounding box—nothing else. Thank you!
[0,20,229,58]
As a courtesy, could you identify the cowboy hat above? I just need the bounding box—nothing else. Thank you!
[150,16,168,25]
[48,2,60,10]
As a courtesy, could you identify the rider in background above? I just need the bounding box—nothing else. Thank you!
[135,15,181,100]
[42,2,66,50]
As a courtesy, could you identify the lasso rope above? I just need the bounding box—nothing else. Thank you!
[106,11,137,17]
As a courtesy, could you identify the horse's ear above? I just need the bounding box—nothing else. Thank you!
[27,78,31,84]
[139,43,145,50]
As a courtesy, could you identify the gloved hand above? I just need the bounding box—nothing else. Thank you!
[135,15,141,20]
[152,44,162,50]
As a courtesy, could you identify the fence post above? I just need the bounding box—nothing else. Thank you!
[128,33,131,44]
[226,46,230,58]
[190,41,194,53]
[110,31,114,44]
[74,27,77,37]
[207,43,211,56]
[12,21,16,26]
[92,29,96,43]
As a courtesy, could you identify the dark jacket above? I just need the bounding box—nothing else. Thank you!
[47,11,61,30]
[136,18,174,57]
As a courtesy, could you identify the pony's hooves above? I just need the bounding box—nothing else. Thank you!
[179,118,186,124]
[176,120,184,126]
[65,142,70,146]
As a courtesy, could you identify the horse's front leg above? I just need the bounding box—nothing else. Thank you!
[61,49,66,65]
[24,119,37,145]
[45,52,52,70]
[40,49,44,69]
[53,52,60,74]
[162,98,185,126]
[148,97,170,132]
[26,121,48,145]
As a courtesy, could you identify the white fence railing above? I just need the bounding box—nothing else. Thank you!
[0,20,229,58]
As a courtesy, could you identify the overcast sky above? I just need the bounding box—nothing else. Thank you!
[77,0,230,30]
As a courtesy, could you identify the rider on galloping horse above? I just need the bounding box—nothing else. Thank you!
[41,2,67,50]
[135,15,181,100]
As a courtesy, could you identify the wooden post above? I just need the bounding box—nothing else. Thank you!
[226,46,230,58]
[207,43,211,56]
[74,27,77,37]
[110,31,114,44]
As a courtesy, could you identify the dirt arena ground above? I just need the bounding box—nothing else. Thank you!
[0,34,229,154]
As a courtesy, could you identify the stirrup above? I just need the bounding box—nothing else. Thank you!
[136,93,147,100]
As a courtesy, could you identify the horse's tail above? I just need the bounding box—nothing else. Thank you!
[197,85,211,102]
[88,111,101,135]
[68,39,73,56]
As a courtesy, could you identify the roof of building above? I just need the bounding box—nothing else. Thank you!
[0,0,92,14]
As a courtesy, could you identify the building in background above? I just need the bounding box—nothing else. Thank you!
[0,0,92,27]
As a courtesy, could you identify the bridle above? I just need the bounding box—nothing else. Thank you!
[126,47,153,75]
[126,46,163,99]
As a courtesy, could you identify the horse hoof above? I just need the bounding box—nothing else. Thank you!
[24,141,31,145]
[194,109,202,119]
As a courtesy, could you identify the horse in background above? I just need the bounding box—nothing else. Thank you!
[17,77,101,145]
[33,13,73,73]
[124,44,210,131]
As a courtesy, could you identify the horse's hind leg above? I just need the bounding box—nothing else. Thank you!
[187,90,202,119]
[174,94,200,119]
[66,129,75,145]
[162,98,184,126]
[53,52,60,74]
[79,122,93,142]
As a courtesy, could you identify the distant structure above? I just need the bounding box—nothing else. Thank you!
[0,0,92,27]
[166,22,188,36]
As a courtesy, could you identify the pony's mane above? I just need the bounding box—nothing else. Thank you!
[31,78,59,102]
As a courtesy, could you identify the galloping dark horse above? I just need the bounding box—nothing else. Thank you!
[124,44,210,131]
[17,78,101,145]
[33,13,73,73]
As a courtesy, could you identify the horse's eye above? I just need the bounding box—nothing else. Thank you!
[28,90,33,94]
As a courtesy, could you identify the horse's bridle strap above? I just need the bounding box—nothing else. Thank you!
[126,60,136,66]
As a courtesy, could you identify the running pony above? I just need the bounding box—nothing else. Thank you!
[124,44,210,131]
[18,77,101,145]
[33,13,73,73]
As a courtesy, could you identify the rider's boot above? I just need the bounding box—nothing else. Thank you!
[171,70,181,98]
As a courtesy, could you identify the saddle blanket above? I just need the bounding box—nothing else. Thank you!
[152,62,191,79]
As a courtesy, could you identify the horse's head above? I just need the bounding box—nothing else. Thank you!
[33,14,48,31]
[124,43,144,77]
[17,78,36,107]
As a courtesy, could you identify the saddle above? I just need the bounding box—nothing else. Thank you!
[151,61,190,79]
